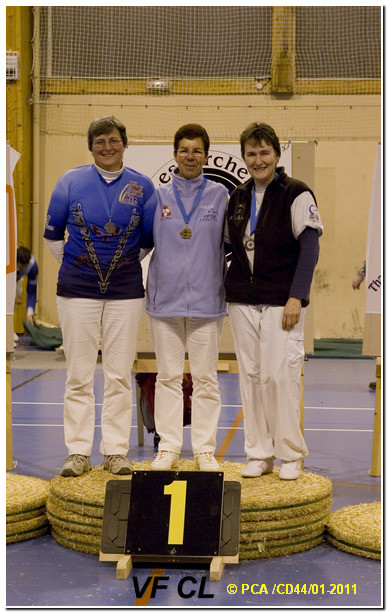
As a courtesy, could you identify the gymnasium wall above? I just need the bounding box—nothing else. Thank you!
[35,96,379,339]
[8,6,381,340]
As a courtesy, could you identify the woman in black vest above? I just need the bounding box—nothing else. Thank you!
[224,123,323,480]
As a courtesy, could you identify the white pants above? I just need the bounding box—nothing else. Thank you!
[149,316,224,455]
[57,296,143,456]
[228,304,308,462]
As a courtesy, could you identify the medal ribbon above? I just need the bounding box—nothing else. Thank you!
[93,166,126,225]
[173,176,207,225]
[250,188,261,236]
[72,203,140,293]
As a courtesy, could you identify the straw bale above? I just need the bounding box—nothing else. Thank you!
[232,465,332,521]
[239,522,323,553]
[49,466,130,517]
[6,514,49,544]
[7,474,50,518]
[326,502,381,560]
[7,512,48,535]
[240,506,330,543]
[45,461,332,560]
[240,534,324,560]
[6,507,48,524]
[47,495,103,535]
[51,525,100,556]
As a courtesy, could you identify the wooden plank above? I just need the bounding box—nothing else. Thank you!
[116,555,133,580]
[271,7,296,94]
[99,552,122,562]
[209,556,225,581]
[369,358,381,477]
[38,76,380,97]
[6,353,14,471]
[363,313,381,357]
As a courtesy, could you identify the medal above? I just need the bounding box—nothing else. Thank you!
[93,166,127,240]
[104,221,117,234]
[173,176,207,240]
[180,227,192,239]
[244,237,255,251]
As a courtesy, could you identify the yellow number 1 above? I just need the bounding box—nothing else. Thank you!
[164,480,187,544]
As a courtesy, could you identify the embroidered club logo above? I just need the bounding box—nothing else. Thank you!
[120,181,143,205]
[200,204,218,222]
[162,205,172,218]
[308,203,320,222]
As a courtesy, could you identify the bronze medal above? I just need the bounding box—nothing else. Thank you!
[180,227,192,239]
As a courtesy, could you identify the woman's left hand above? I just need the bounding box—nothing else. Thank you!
[282,297,302,331]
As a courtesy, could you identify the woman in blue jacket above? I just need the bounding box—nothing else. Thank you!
[44,116,156,477]
[146,124,229,471]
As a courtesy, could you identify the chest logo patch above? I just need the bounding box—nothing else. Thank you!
[120,182,143,205]
[162,205,172,218]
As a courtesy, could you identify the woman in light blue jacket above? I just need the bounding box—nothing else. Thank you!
[146,124,228,471]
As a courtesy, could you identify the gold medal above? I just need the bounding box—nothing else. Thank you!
[180,227,192,239]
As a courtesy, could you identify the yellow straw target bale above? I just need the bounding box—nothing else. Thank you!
[46,495,103,536]
[221,462,332,522]
[7,514,49,544]
[46,461,332,560]
[6,474,50,544]
[240,505,330,543]
[7,474,50,518]
[51,525,101,556]
[240,528,325,560]
[49,466,130,518]
[326,502,381,560]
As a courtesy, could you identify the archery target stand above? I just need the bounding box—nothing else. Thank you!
[99,470,241,580]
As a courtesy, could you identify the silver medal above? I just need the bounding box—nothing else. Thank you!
[244,238,255,251]
[104,221,117,234]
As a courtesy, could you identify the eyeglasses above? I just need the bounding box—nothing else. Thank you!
[93,138,122,149]
[176,148,205,158]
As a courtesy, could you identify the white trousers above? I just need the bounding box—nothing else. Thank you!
[228,304,308,462]
[57,296,143,456]
[149,316,224,455]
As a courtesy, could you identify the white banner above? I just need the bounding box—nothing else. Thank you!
[6,143,20,315]
[365,143,381,314]
[124,143,292,189]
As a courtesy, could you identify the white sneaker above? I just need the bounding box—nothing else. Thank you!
[151,450,179,471]
[279,459,302,480]
[240,458,274,478]
[194,452,220,471]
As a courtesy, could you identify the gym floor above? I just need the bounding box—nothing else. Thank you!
[6,341,381,608]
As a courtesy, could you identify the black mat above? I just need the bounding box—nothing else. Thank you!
[311,338,370,359]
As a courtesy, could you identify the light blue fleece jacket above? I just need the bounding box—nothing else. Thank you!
[145,170,228,318]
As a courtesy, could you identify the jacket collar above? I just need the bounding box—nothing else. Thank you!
[172,168,205,195]
[239,166,286,193]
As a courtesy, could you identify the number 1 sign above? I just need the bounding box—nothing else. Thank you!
[126,471,224,557]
